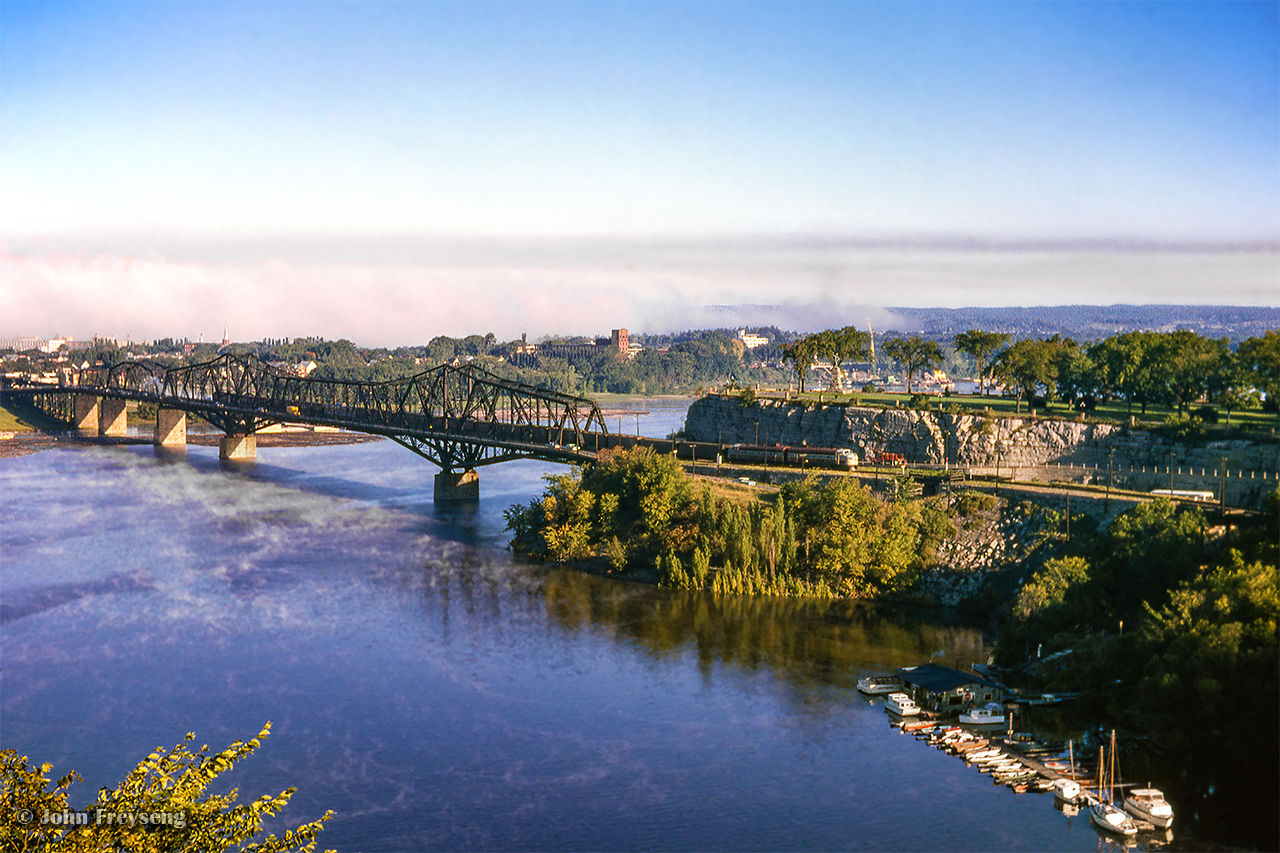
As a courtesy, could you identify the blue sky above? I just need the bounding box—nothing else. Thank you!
[2,1,1277,343]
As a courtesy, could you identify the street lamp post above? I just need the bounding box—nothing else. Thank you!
[1106,448,1115,510]
[1169,450,1176,494]
[1220,456,1228,528]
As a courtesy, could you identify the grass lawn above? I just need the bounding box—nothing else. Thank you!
[0,399,66,431]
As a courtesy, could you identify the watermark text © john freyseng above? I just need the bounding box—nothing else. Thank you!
[13,809,188,829]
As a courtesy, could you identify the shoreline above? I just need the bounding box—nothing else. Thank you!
[0,429,385,459]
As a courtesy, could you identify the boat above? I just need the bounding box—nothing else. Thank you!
[1053,778,1083,804]
[1089,732,1138,837]
[959,703,1006,725]
[883,692,921,716]
[1124,787,1174,829]
[857,674,903,694]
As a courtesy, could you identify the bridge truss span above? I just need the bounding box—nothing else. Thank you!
[67,354,612,471]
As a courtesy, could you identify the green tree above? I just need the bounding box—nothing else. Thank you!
[814,326,872,391]
[1046,335,1092,407]
[992,338,1054,413]
[1136,553,1279,847]
[1087,331,1162,415]
[881,336,943,394]
[0,724,332,853]
[1155,330,1229,414]
[1208,348,1249,426]
[952,330,1010,396]
[1013,555,1091,621]
[1237,330,1280,422]
[781,336,819,393]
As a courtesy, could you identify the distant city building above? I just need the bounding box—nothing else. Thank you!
[1,336,42,352]
[737,329,769,349]
[534,329,633,360]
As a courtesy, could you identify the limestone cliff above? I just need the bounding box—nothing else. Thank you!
[684,395,1279,506]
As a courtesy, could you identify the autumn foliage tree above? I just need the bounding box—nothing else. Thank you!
[0,723,332,853]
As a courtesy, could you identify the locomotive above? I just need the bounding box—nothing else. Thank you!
[726,443,858,470]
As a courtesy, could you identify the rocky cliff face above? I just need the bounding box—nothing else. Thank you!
[685,395,1279,477]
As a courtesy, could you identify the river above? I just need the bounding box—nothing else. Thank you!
[1,399,1159,851]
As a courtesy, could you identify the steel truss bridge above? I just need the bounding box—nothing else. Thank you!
[25,353,622,471]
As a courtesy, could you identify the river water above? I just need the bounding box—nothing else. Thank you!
[2,399,1152,851]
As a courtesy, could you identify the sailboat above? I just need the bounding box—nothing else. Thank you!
[1089,731,1137,836]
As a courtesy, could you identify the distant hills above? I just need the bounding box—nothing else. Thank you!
[885,305,1280,343]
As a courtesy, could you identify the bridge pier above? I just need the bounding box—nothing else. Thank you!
[73,395,99,433]
[100,399,128,437]
[219,433,257,460]
[154,408,187,447]
[434,468,480,502]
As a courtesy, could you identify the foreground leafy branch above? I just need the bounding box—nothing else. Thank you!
[0,723,332,853]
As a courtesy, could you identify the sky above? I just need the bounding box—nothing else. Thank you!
[2,1,1277,345]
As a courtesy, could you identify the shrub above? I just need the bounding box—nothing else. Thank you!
[1191,405,1219,424]
[953,490,997,516]
[1164,412,1206,442]
[907,393,930,410]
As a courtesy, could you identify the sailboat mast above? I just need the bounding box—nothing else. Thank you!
[1109,730,1117,805]
[1098,745,1105,803]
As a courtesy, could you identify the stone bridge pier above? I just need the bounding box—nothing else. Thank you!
[73,395,99,433]
[100,399,128,437]
[435,469,480,501]
[154,408,187,448]
[219,434,257,461]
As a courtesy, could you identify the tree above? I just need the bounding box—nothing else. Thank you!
[1237,330,1280,422]
[1208,349,1249,426]
[829,326,872,391]
[992,338,1054,413]
[1086,330,1163,415]
[1155,330,1228,414]
[881,336,943,394]
[0,723,332,853]
[1046,335,1092,408]
[781,336,819,393]
[1013,554,1093,622]
[952,330,1010,396]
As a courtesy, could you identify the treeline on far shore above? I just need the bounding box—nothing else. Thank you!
[9,325,1277,426]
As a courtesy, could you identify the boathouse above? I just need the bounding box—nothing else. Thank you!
[896,664,1005,713]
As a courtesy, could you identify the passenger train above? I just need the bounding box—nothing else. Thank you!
[726,443,858,470]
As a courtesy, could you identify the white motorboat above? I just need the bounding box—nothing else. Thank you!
[1124,788,1174,829]
[856,674,903,694]
[959,703,1006,725]
[1053,778,1082,804]
[883,692,921,716]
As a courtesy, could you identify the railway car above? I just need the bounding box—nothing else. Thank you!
[727,444,858,470]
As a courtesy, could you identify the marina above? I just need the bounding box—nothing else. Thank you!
[866,665,1177,844]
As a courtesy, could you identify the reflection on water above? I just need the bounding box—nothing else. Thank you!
[542,575,987,689]
[0,433,1157,851]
